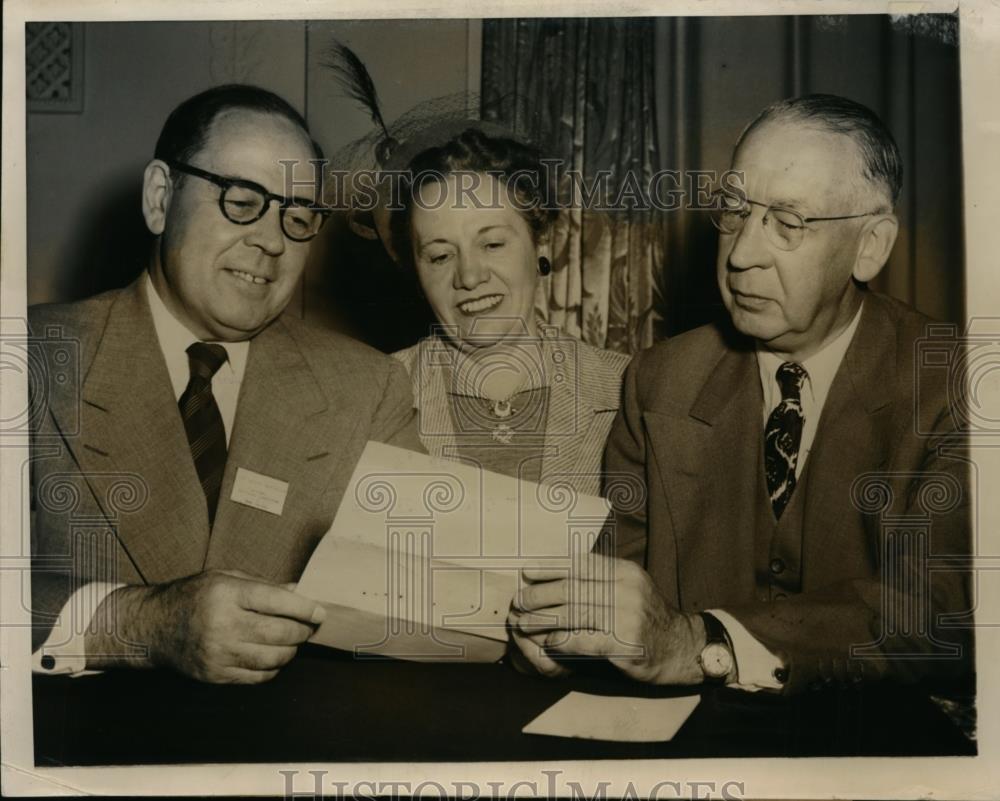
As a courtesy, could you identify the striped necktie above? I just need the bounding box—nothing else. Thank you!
[179,342,229,527]
[764,361,808,520]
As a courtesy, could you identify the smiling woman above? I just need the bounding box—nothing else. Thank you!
[389,128,630,496]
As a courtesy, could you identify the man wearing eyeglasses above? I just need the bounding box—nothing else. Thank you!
[510,94,971,696]
[30,85,422,683]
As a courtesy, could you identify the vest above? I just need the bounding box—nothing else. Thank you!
[754,438,812,603]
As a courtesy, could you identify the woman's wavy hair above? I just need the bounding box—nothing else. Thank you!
[390,127,559,268]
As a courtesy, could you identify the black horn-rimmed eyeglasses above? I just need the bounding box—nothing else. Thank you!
[165,160,330,243]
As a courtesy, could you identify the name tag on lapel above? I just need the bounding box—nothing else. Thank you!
[231,468,289,516]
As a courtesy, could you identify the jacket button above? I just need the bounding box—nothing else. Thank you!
[773,666,789,683]
[40,655,56,670]
[769,558,785,575]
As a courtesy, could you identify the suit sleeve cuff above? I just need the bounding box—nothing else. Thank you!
[32,582,124,676]
[707,608,787,692]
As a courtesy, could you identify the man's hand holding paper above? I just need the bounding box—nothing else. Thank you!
[509,555,708,685]
[84,570,327,683]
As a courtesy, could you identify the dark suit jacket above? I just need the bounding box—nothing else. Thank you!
[29,278,423,650]
[605,291,972,693]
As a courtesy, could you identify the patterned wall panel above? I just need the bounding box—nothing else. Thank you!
[26,22,84,113]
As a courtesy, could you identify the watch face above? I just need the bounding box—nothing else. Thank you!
[700,642,734,679]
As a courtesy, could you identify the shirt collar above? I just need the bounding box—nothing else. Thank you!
[143,272,249,390]
[756,300,864,409]
[440,335,553,399]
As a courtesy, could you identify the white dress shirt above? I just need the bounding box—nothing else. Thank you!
[32,274,250,675]
[145,273,249,443]
[755,304,864,479]
[711,302,865,691]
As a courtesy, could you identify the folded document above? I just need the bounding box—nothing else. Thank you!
[296,442,612,661]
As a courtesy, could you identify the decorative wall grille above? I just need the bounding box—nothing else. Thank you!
[26,22,84,113]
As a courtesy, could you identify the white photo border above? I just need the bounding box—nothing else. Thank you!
[3,0,998,797]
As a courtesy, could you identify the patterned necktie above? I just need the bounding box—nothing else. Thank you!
[764,361,809,520]
[179,342,229,526]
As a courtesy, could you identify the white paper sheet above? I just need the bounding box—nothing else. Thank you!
[296,442,612,661]
[522,692,701,742]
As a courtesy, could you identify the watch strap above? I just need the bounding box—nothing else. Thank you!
[700,611,728,646]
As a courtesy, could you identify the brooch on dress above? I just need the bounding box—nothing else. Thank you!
[486,398,516,444]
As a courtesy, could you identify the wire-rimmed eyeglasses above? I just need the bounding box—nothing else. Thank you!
[165,160,330,243]
[709,188,881,252]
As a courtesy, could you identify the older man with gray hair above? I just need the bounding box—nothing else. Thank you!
[510,94,972,696]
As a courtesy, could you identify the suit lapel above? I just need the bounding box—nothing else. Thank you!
[74,280,209,583]
[644,338,762,607]
[204,318,353,579]
[540,340,620,492]
[412,338,459,462]
[801,297,895,569]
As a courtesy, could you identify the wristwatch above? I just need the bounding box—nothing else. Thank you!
[697,612,735,685]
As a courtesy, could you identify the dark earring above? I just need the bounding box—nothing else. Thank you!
[538,256,552,276]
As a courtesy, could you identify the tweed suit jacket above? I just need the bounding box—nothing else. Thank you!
[393,332,630,497]
[605,291,973,693]
[29,278,423,649]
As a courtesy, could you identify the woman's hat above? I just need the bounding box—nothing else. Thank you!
[320,42,530,255]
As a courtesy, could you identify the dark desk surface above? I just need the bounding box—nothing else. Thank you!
[33,645,974,765]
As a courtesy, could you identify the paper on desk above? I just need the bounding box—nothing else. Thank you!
[522,692,700,742]
[296,442,612,661]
